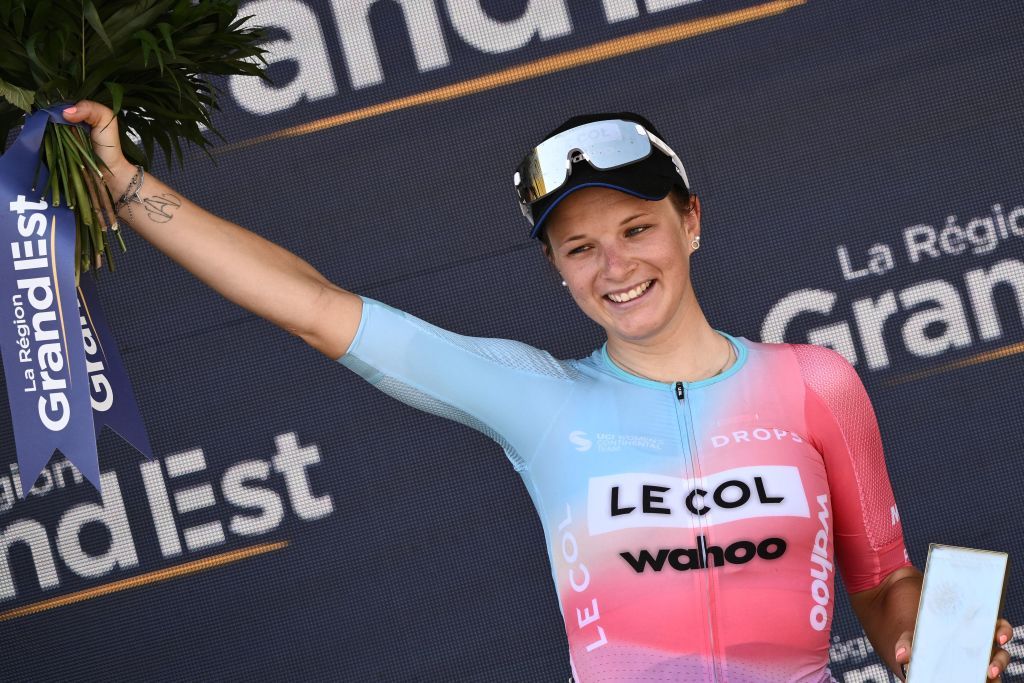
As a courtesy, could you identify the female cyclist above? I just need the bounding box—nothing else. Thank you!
[62,101,1012,683]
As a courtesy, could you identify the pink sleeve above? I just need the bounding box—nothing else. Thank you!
[793,344,913,593]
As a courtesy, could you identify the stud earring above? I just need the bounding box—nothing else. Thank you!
[561,280,567,287]
[691,235,701,251]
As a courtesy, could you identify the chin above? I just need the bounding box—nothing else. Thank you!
[583,296,669,341]
[606,319,663,343]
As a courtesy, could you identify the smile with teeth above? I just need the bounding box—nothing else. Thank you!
[606,279,654,303]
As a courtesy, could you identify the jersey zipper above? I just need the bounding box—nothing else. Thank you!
[674,381,720,683]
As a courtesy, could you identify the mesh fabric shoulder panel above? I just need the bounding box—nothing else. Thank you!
[792,344,911,592]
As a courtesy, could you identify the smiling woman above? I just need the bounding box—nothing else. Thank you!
[524,113,729,383]
[61,100,1014,683]
[542,186,718,374]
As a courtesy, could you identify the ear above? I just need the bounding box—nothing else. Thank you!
[686,193,702,240]
[541,242,552,262]
[540,244,566,288]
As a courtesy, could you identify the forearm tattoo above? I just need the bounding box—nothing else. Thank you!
[142,193,182,223]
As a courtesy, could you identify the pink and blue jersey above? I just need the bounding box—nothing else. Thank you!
[338,296,912,682]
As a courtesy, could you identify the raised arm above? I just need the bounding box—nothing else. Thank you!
[62,100,360,359]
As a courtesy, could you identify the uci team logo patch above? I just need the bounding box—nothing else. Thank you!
[568,430,665,453]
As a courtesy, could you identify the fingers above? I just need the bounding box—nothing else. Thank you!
[894,632,913,681]
[989,646,1010,680]
[983,618,1015,679]
[61,100,113,128]
[884,625,1010,682]
[989,619,1014,681]
[65,100,119,146]
[996,618,1013,646]
[60,100,131,181]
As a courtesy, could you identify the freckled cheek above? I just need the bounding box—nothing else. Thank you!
[565,265,600,296]
[661,249,688,275]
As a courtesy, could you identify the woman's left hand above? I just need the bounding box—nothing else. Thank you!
[894,617,1014,680]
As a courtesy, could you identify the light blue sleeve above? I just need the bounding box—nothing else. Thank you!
[337,296,578,471]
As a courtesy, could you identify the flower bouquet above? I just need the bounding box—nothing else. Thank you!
[0,0,268,278]
[0,0,268,495]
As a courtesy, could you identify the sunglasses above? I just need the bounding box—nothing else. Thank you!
[513,119,689,216]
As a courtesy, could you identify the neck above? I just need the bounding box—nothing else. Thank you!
[604,288,733,383]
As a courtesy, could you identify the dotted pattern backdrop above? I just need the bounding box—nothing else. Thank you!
[1,1,1022,681]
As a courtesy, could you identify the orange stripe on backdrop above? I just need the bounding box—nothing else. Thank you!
[883,341,1024,386]
[0,541,288,621]
[220,0,807,152]
[77,285,109,363]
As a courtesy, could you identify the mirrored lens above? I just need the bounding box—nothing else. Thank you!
[515,120,652,205]
[566,120,650,169]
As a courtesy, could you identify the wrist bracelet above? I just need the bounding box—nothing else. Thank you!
[114,165,145,220]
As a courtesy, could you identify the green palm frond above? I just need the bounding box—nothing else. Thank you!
[0,0,269,278]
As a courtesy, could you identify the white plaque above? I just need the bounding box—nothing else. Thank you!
[906,544,1009,682]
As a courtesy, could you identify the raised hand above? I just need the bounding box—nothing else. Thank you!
[61,100,133,196]
[894,617,1014,681]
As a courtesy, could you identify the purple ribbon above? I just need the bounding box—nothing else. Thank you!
[0,106,151,496]
[78,274,152,461]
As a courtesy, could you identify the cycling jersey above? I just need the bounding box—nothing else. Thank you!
[338,296,912,683]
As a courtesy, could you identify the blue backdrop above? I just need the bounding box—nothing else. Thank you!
[2,1,1023,681]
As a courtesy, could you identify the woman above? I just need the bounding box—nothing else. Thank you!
[62,102,1012,682]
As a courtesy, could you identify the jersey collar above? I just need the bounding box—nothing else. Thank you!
[594,330,749,390]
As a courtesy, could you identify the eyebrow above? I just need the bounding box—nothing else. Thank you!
[618,212,651,226]
[561,212,653,244]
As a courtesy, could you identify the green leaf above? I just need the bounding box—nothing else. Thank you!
[155,22,176,59]
[0,75,33,111]
[135,29,152,68]
[133,29,164,73]
[28,0,52,38]
[106,3,171,46]
[78,53,134,99]
[82,1,113,52]
[105,81,123,115]
[23,34,44,75]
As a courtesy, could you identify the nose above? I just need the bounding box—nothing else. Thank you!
[600,240,636,282]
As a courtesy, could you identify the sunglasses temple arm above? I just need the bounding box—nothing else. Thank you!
[647,130,690,189]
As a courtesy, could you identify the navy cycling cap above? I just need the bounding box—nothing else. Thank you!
[521,112,691,240]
